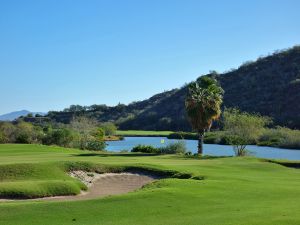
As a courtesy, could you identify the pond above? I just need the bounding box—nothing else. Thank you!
[106,136,300,160]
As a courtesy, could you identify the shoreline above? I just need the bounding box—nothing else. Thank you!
[108,135,300,151]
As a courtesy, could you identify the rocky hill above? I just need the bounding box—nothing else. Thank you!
[47,46,300,130]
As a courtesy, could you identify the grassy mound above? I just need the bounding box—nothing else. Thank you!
[0,163,86,199]
[0,180,83,199]
[0,159,197,199]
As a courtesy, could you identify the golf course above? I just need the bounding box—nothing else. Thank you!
[1,1,300,224]
[0,144,299,225]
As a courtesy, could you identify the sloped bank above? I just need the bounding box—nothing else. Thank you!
[0,161,203,201]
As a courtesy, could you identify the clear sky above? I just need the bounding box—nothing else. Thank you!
[0,0,299,114]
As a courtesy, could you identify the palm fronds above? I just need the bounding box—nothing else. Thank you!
[185,77,224,132]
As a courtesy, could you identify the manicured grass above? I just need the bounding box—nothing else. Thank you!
[0,144,300,224]
[0,162,86,199]
[116,130,174,137]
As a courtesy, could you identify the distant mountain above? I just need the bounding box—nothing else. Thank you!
[48,46,300,130]
[0,110,45,121]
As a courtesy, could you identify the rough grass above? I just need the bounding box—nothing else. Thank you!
[0,144,300,225]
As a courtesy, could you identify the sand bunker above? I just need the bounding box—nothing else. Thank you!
[50,171,156,201]
[0,171,157,202]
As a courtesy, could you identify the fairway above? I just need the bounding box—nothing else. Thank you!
[0,145,299,225]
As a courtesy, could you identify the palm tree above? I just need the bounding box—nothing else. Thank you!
[185,76,224,155]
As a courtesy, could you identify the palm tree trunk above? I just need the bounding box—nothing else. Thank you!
[198,130,204,155]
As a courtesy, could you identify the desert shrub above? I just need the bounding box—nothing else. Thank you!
[223,108,271,156]
[204,131,226,144]
[131,145,159,153]
[15,132,31,144]
[92,128,105,141]
[0,131,7,143]
[225,135,250,156]
[168,131,226,145]
[131,142,187,154]
[85,140,106,151]
[0,122,17,143]
[100,122,117,136]
[0,122,43,144]
[168,132,197,140]
[43,128,76,147]
[258,128,283,146]
[159,141,187,154]
[69,117,105,151]
[257,127,300,149]
[218,133,255,146]
[276,127,300,149]
[71,135,105,151]
[0,119,108,151]
[41,123,106,151]
[204,133,218,144]
[218,135,232,145]
[15,122,43,144]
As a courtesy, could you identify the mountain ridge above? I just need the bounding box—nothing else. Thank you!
[0,110,45,121]
[44,45,300,130]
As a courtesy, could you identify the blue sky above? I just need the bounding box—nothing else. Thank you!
[0,0,299,114]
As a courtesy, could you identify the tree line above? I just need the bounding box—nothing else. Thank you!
[0,118,117,151]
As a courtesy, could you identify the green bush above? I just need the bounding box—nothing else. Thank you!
[131,145,159,153]
[223,108,271,156]
[168,132,198,140]
[14,122,43,144]
[275,127,300,149]
[51,128,75,147]
[131,142,187,154]
[0,122,16,143]
[218,134,254,146]
[69,116,106,151]
[93,128,105,140]
[168,131,226,144]
[217,135,231,145]
[220,135,250,156]
[159,141,187,154]
[42,128,76,147]
[15,132,31,144]
[0,131,7,143]
[257,127,300,149]
[85,140,106,151]
[258,128,282,146]
[204,131,226,144]
[100,122,117,136]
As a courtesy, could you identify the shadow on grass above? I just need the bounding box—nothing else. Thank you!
[265,159,300,169]
[182,155,233,160]
[72,153,161,157]
[73,152,233,160]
